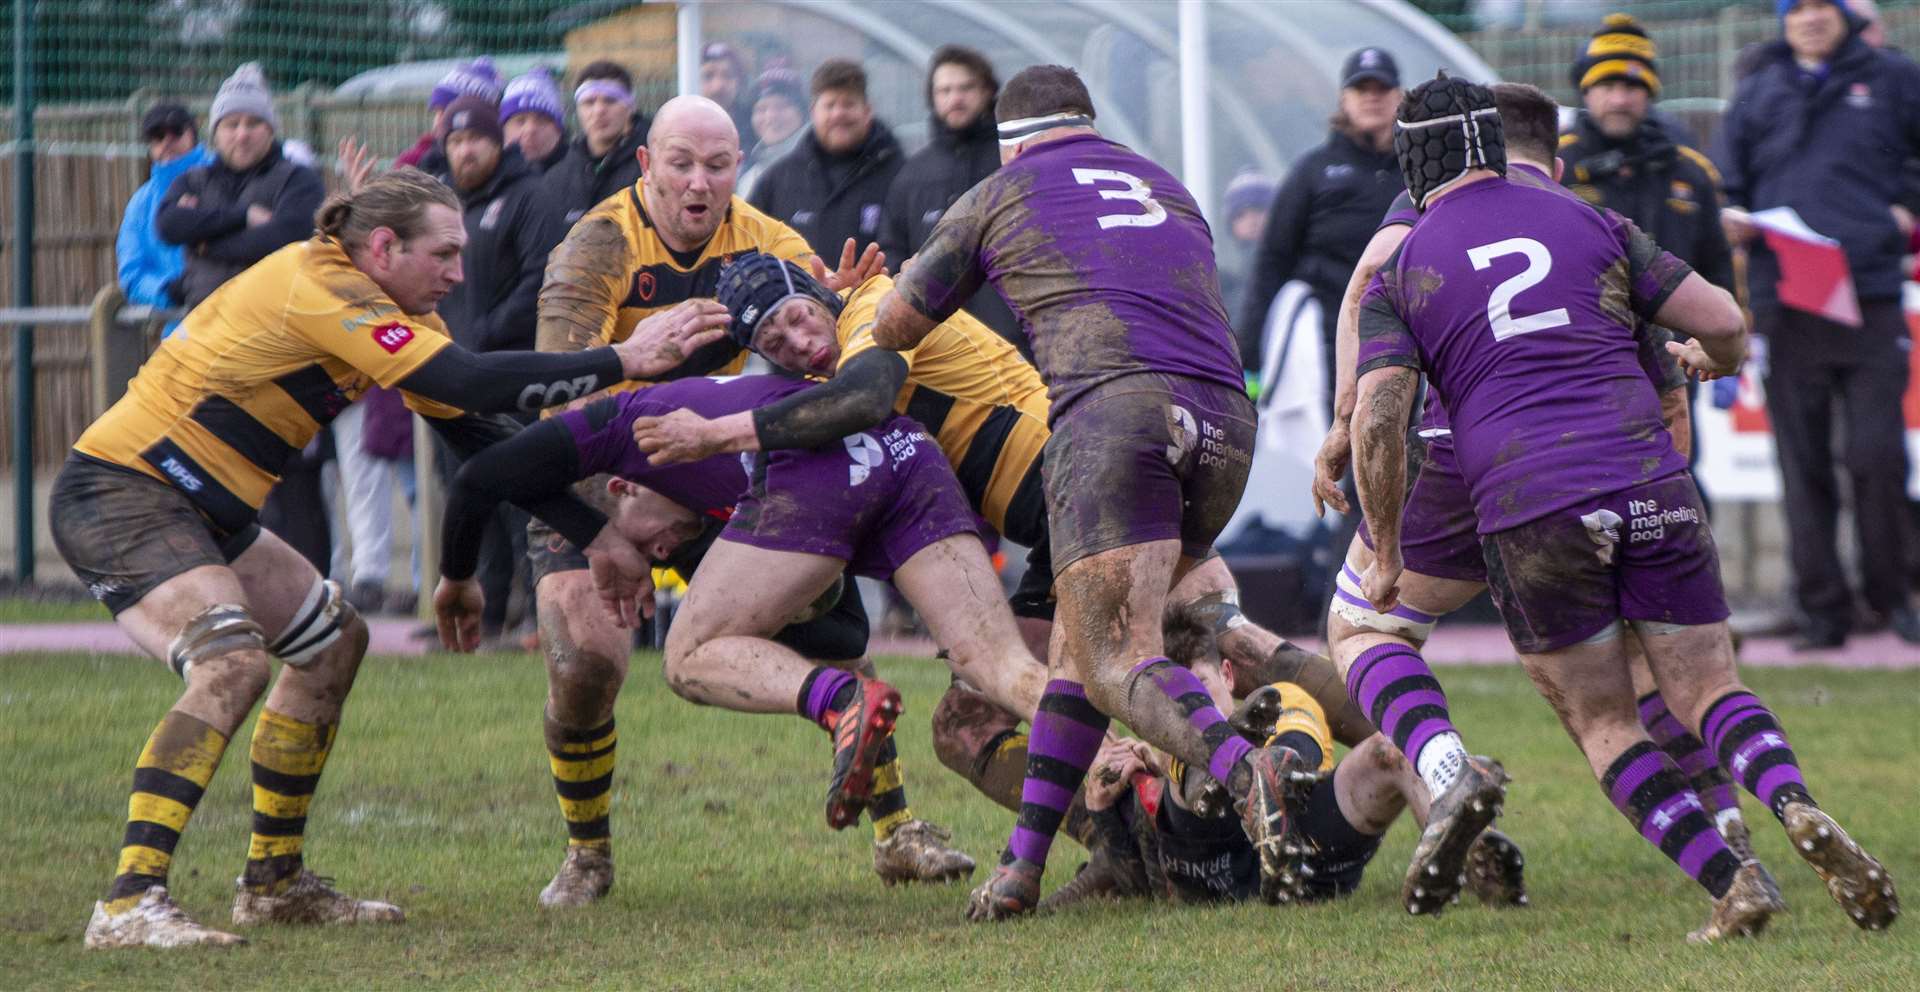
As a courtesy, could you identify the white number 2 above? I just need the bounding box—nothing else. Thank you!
[1466,237,1571,341]
[1073,168,1167,230]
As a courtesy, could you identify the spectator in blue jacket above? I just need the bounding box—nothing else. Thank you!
[116,102,211,336]
[1717,0,1920,648]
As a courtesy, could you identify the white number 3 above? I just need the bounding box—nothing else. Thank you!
[1466,237,1571,341]
[1073,168,1168,230]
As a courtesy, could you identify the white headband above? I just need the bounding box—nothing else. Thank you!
[997,113,1094,146]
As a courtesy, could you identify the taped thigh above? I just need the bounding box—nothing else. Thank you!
[1329,563,1441,641]
[269,578,353,666]
[166,603,268,680]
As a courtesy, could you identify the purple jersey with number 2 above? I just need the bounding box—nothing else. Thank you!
[892,133,1244,421]
[1357,175,1695,534]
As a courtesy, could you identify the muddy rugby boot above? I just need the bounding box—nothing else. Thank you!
[873,820,976,886]
[1462,827,1529,907]
[966,859,1042,922]
[1687,861,1786,943]
[1404,755,1508,916]
[85,887,246,949]
[1782,800,1899,931]
[1234,744,1321,905]
[824,678,903,831]
[539,845,614,909]
[231,870,402,925]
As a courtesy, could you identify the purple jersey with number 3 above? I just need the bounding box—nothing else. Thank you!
[1357,175,1695,534]
[893,133,1243,421]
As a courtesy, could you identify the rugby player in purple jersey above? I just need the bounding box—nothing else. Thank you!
[1316,83,1762,915]
[1353,73,1895,940]
[432,373,1060,890]
[870,65,1313,918]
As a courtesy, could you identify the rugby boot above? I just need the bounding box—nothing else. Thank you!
[1462,827,1529,907]
[824,678,903,831]
[1687,861,1786,943]
[1228,684,1285,743]
[231,870,403,925]
[873,820,976,886]
[1782,800,1899,931]
[1234,744,1322,905]
[85,887,246,949]
[1404,755,1508,916]
[1174,758,1231,821]
[965,859,1042,922]
[538,845,614,909]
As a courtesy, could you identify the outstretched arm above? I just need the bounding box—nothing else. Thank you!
[630,350,908,464]
[1314,221,1411,516]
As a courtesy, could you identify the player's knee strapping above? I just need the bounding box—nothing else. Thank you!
[165,603,268,680]
[1188,590,1247,639]
[269,578,352,666]
[1330,564,1440,642]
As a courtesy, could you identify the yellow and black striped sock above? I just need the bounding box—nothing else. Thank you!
[869,735,913,842]
[104,711,231,913]
[243,709,337,894]
[547,716,615,850]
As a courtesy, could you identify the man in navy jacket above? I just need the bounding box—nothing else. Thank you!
[1717,0,1920,648]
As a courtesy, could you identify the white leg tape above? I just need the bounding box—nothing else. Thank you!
[269,578,349,667]
[1329,564,1440,641]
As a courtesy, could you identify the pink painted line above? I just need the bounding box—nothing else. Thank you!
[6,623,1918,669]
[0,618,432,657]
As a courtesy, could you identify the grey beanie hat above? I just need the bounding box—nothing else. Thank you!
[211,62,279,131]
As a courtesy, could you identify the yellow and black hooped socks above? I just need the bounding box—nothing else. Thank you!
[105,711,231,913]
[242,709,338,894]
[546,715,616,850]
[869,736,913,842]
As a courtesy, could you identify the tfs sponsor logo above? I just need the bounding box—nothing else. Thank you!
[372,322,415,354]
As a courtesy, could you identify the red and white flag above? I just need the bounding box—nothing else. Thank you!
[1744,206,1862,328]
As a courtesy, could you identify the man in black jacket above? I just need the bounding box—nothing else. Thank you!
[1236,48,1404,379]
[436,95,570,644]
[749,58,902,259]
[879,46,1021,348]
[547,61,651,225]
[1718,0,1920,648]
[156,62,325,312]
[1559,14,1738,514]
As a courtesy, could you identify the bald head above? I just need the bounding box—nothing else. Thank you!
[640,94,743,253]
[648,95,740,151]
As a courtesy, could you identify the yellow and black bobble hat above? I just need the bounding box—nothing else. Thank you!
[1573,13,1661,97]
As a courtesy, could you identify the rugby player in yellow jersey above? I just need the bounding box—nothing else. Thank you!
[520,95,962,908]
[57,169,726,950]
[631,253,1379,819]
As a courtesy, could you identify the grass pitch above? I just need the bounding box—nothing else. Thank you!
[0,649,1913,990]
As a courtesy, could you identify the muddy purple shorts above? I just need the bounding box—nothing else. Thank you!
[723,417,980,581]
[1043,373,1256,572]
[1482,473,1729,654]
[1356,431,1484,582]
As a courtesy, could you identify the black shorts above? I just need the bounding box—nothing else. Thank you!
[1007,526,1056,623]
[1295,762,1384,902]
[50,453,261,615]
[534,513,872,661]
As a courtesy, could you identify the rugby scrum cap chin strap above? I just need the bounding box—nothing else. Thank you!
[1393,71,1506,210]
[716,250,845,351]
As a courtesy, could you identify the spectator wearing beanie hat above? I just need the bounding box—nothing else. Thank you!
[502,66,569,174]
[701,42,754,138]
[397,57,504,171]
[1718,0,1920,647]
[155,61,324,312]
[1560,12,1736,520]
[1215,169,1277,325]
[429,93,569,638]
[738,64,806,199]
